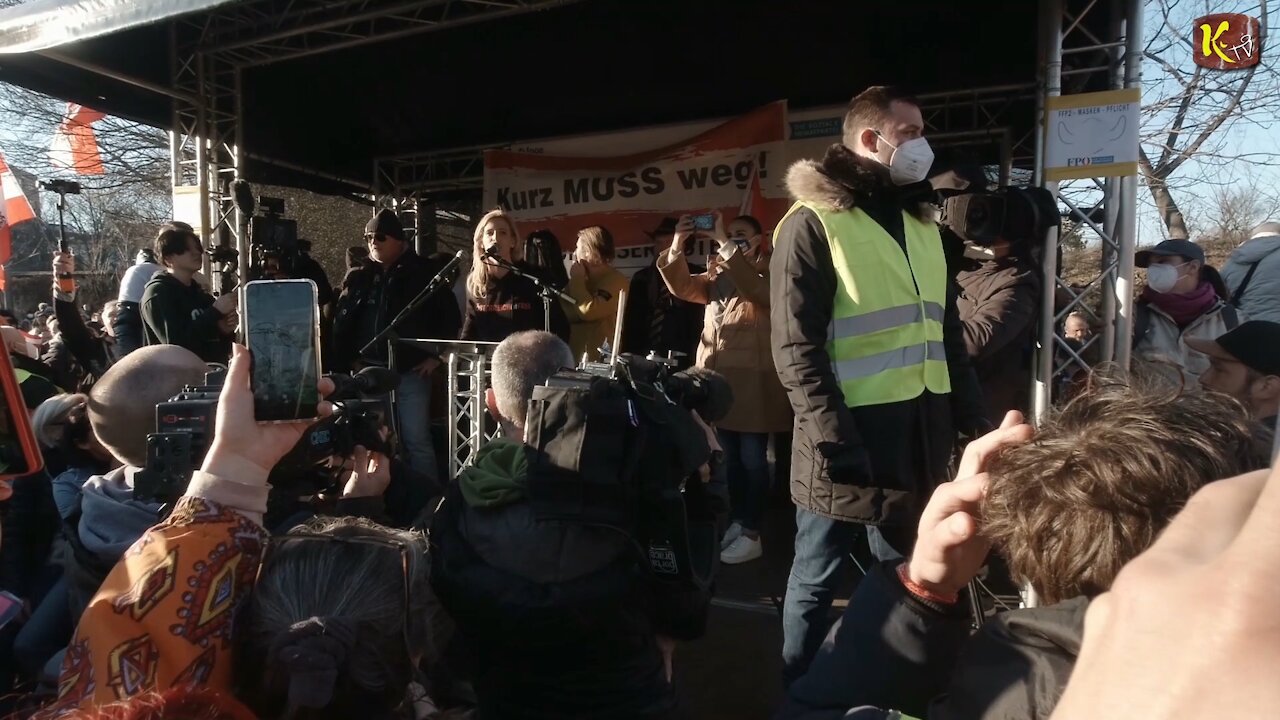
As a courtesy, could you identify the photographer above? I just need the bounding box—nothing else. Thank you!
[429,330,722,719]
[48,346,455,719]
[141,222,236,364]
[953,233,1041,425]
[330,209,462,484]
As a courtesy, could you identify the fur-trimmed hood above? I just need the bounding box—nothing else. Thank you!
[785,143,934,221]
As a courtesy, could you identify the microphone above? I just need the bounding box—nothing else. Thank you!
[435,249,467,285]
[325,366,401,402]
[231,179,256,216]
[483,244,502,259]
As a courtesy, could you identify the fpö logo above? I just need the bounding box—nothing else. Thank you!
[1194,13,1261,69]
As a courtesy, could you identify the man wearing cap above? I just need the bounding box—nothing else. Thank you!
[1189,320,1280,428]
[1221,221,1280,323]
[330,209,462,485]
[1134,238,1241,382]
[619,217,704,365]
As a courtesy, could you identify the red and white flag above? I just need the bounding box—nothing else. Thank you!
[49,103,106,176]
[0,150,37,290]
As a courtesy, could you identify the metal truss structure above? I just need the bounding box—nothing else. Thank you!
[1030,0,1143,421]
[163,0,579,290]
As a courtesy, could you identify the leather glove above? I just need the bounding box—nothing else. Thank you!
[824,443,874,486]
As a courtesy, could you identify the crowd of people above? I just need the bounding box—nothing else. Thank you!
[0,84,1276,720]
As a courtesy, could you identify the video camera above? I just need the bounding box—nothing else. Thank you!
[209,181,303,283]
[523,352,732,594]
[133,366,399,505]
[940,185,1060,246]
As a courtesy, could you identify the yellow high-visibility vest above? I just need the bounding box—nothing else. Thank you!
[781,202,952,407]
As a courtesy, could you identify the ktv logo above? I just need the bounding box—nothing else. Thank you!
[1194,13,1262,70]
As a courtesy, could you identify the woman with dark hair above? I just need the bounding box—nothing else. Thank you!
[657,212,790,565]
[1134,239,1244,383]
[524,229,568,290]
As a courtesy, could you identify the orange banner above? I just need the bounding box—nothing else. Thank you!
[483,102,790,273]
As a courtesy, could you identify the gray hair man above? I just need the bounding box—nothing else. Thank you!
[431,329,711,718]
[484,329,574,440]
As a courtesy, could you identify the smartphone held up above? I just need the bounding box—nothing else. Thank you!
[243,279,321,423]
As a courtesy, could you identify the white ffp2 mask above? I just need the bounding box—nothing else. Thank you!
[877,133,935,185]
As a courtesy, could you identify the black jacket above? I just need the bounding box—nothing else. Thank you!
[460,263,570,344]
[140,273,231,363]
[429,439,689,719]
[779,561,1084,720]
[771,144,985,526]
[330,251,464,372]
[955,255,1040,425]
[53,293,119,388]
[620,262,703,364]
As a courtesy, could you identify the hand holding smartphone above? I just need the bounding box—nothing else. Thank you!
[243,279,321,423]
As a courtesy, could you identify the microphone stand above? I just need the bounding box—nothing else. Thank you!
[359,251,466,370]
[482,253,572,334]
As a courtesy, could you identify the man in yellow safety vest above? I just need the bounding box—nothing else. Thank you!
[771,86,986,684]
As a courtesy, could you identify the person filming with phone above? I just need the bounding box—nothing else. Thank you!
[657,211,790,565]
[141,221,236,364]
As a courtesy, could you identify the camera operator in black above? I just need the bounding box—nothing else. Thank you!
[330,209,462,483]
[141,222,236,364]
[430,330,721,719]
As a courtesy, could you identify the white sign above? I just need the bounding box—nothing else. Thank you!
[1044,88,1141,181]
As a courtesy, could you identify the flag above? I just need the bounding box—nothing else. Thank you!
[50,103,106,176]
[0,151,37,291]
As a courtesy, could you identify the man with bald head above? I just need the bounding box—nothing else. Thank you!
[64,345,209,623]
[1222,220,1280,323]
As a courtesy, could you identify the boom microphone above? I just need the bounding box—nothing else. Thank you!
[666,367,734,424]
[231,179,256,216]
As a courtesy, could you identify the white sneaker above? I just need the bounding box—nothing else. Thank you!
[720,535,763,565]
[721,522,744,550]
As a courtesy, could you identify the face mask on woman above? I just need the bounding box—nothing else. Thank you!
[1146,262,1188,293]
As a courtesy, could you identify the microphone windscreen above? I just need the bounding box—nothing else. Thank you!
[672,366,734,424]
[231,179,256,215]
[353,365,401,395]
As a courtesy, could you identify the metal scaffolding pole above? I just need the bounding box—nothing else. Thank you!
[1032,0,1064,426]
[1114,0,1142,371]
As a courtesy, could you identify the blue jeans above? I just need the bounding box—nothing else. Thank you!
[719,429,770,533]
[395,370,437,483]
[781,508,904,685]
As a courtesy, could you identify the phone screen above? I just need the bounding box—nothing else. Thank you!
[244,280,320,423]
[692,214,716,230]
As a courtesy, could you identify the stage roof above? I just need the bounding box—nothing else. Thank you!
[0,0,1107,195]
